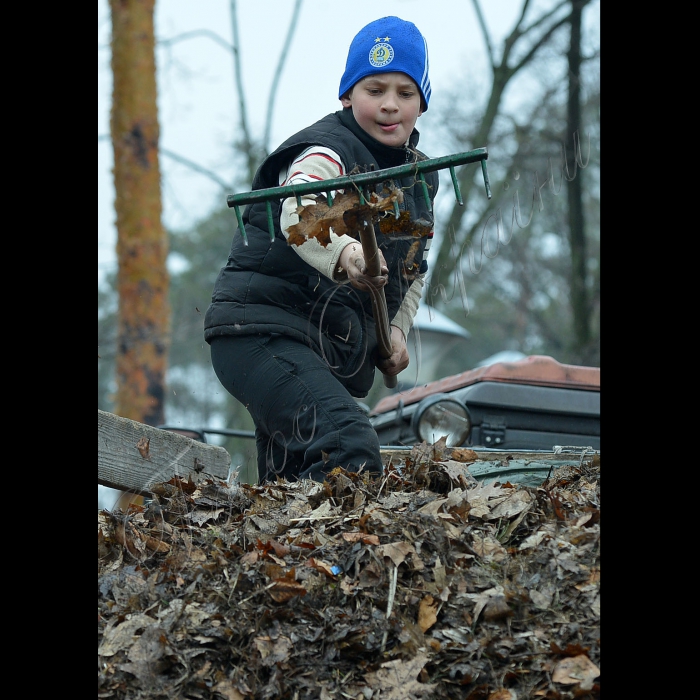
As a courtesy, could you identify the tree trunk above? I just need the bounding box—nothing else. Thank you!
[110,0,170,426]
[566,0,590,359]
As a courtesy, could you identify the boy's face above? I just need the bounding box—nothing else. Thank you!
[341,72,423,148]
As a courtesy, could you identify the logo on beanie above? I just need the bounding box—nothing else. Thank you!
[369,37,394,68]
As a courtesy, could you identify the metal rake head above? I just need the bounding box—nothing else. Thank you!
[225,147,491,244]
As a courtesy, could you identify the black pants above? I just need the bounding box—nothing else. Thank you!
[209,334,383,483]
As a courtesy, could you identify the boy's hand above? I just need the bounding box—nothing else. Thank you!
[376,326,410,376]
[337,243,388,291]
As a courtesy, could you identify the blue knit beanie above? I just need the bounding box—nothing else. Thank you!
[338,16,431,111]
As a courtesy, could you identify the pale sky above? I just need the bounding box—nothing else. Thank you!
[98,0,595,282]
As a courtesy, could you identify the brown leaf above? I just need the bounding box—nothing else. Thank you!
[342,532,380,545]
[262,561,284,579]
[418,594,439,632]
[364,651,435,698]
[472,533,508,561]
[450,448,479,462]
[268,578,307,603]
[340,576,358,595]
[240,550,258,566]
[552,655,600,689]
[411,436,450,463]
[307,557,337,579]
[98,613,156,657]
[482,595,513,621]
[286,187,403,247]
[378,209,432,237]
[377,541,414,567]
[430,435,450,459]
[188,506,225,526]
[341,191,401,234]
[550,642,591,656]
[212,679,246,700]
[113,519,145,559]
[267,538,291,557]
[253,634,294,666]
[286,190,359,247]
[465,585,505,626]
[401,239,422,279]
[490,490,534,520]
[136,436,150,460]
[433,556,447,590]
[358,559,383,588]
[140,533,170,553]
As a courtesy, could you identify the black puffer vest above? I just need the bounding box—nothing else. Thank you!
[204,108,438,397]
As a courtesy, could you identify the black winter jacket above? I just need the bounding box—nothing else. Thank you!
[203,108,438,397]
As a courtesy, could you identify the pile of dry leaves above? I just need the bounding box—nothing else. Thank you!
[98,442,600,699]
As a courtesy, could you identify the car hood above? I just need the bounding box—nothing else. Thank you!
[370,355,600,415]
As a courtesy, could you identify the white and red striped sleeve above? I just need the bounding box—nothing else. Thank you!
[280,146,344,187]
[279,147,358,281]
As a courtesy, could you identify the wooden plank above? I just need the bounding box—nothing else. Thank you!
[98,410,231,495]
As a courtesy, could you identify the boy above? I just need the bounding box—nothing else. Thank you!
[204,16,438,483]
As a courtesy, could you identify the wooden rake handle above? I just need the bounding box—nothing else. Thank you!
[358,217,397,389]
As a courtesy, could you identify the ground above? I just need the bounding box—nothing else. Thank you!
[98,442,600,699]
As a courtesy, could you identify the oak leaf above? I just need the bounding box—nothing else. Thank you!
[286,187,403,247]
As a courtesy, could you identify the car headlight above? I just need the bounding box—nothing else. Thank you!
[411,394,472,447]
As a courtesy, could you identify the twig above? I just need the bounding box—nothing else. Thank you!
[380,564,399,652]
[288,515,340,523]
[237,581,276,605]
[376,471,390,500]
[386,564,398,618]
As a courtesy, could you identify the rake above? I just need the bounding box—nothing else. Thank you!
[226,147,492,388]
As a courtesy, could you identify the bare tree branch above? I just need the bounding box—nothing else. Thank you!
[470,0,495,68]
[263,0,303,153]
[100,135,230,189]
[510,4,581,75]
[429,0,588,299]
[157,28,234,52]
[229,0,256,181]
[159,149,231,189]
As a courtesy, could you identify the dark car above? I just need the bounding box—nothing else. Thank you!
[368,354,600,452]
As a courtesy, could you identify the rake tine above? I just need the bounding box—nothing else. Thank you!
[481,160,492,199]
[418,173,431,212]
[265,200,275,242]
[449,167,464,206]
[234,205,248,246]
